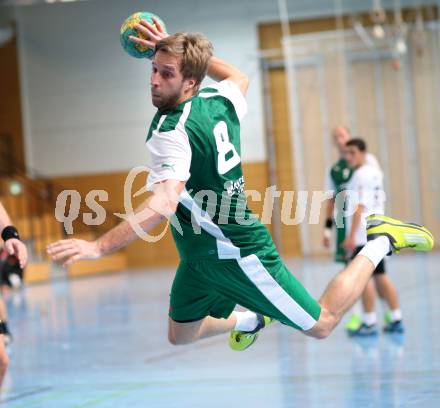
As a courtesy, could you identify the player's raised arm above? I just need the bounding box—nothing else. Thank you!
[207,56,249,96]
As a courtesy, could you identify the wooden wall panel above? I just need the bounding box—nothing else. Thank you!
[380,60,413,220]
[259,6,437,52]
[324,54,350,159]
[411,30,440,240]
[351,61,381,154]
[267,68,302,257]
[296,65,327,254]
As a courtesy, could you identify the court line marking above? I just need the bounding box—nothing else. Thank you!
[0,386,52,404]
[144,335,226,364]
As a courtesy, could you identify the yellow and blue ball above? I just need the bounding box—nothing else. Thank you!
[120,11,166,59]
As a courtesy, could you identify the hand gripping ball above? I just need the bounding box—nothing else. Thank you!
[120,11,166,59]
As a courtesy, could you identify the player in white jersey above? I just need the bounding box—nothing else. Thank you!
[343,138,404,335]
[323,126,382,332]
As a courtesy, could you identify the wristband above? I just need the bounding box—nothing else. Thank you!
[324,228,332,240]
[325,218,333,229]
[1,225,20,242]
[0,321,7,335]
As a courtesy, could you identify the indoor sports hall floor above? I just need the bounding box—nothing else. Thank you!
[1,253,439,407]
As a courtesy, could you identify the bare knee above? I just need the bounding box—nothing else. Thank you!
[304,307,338,340]
[167,326,192,346]
[167,318,201,346]
[306,325,331,340]
[168,331,185,346]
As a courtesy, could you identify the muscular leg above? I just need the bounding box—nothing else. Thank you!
[168,314,236,345]
[306,255,376,338]
[362,279,376,313]
[374,274,400,311]
[305,235,391,338]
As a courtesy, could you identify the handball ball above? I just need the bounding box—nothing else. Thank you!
[120,11,166,59]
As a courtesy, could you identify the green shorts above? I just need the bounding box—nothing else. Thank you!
[169,252,321,331]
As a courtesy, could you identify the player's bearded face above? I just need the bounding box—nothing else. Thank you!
[151,52,187,110]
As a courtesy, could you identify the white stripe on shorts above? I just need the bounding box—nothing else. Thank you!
[237,254,317,330]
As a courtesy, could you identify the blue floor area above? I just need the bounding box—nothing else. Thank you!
[1,253,439,407]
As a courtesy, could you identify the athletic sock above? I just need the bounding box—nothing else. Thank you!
[363,312,377,326]
[358,236,391,268]
[233,311,259,332]
[390,309,402,322]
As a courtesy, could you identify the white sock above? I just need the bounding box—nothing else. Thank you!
[234,311,259,332]
[391,309,402,322]
[363,312,377,326]
[358,236,391,268]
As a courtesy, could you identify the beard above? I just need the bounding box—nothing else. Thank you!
[151,87,183,110]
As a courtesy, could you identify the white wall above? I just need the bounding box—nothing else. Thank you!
[12,0,425,176]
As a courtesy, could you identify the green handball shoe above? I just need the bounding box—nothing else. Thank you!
[384,311,392,325]
[229,314,273,351]
[366,215,434,253]
[345,313,362,332]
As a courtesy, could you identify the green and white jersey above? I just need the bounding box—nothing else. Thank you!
[146,80,276,261]
[325,158,353,195]
[324,158,353,262]
[324,154,381,262]
[324,154,381,196]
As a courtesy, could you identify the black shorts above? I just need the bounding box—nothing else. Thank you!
[351,245,386,275]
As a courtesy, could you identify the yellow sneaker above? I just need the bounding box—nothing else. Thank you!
[229,314,272,351]
[366,215,434,253]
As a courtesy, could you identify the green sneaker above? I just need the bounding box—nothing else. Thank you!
[384,311,392,325]
[345,313,362,332]
[229,314,272,351]
[366,215,434,253]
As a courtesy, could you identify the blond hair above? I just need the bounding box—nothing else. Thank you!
[155,33,213,92]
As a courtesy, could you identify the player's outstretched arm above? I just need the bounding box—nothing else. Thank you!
[207,56,249,96]
[47,179,185,267]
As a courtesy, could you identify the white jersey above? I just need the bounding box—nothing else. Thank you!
[366,153,380,169]
[345,163,386,246]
